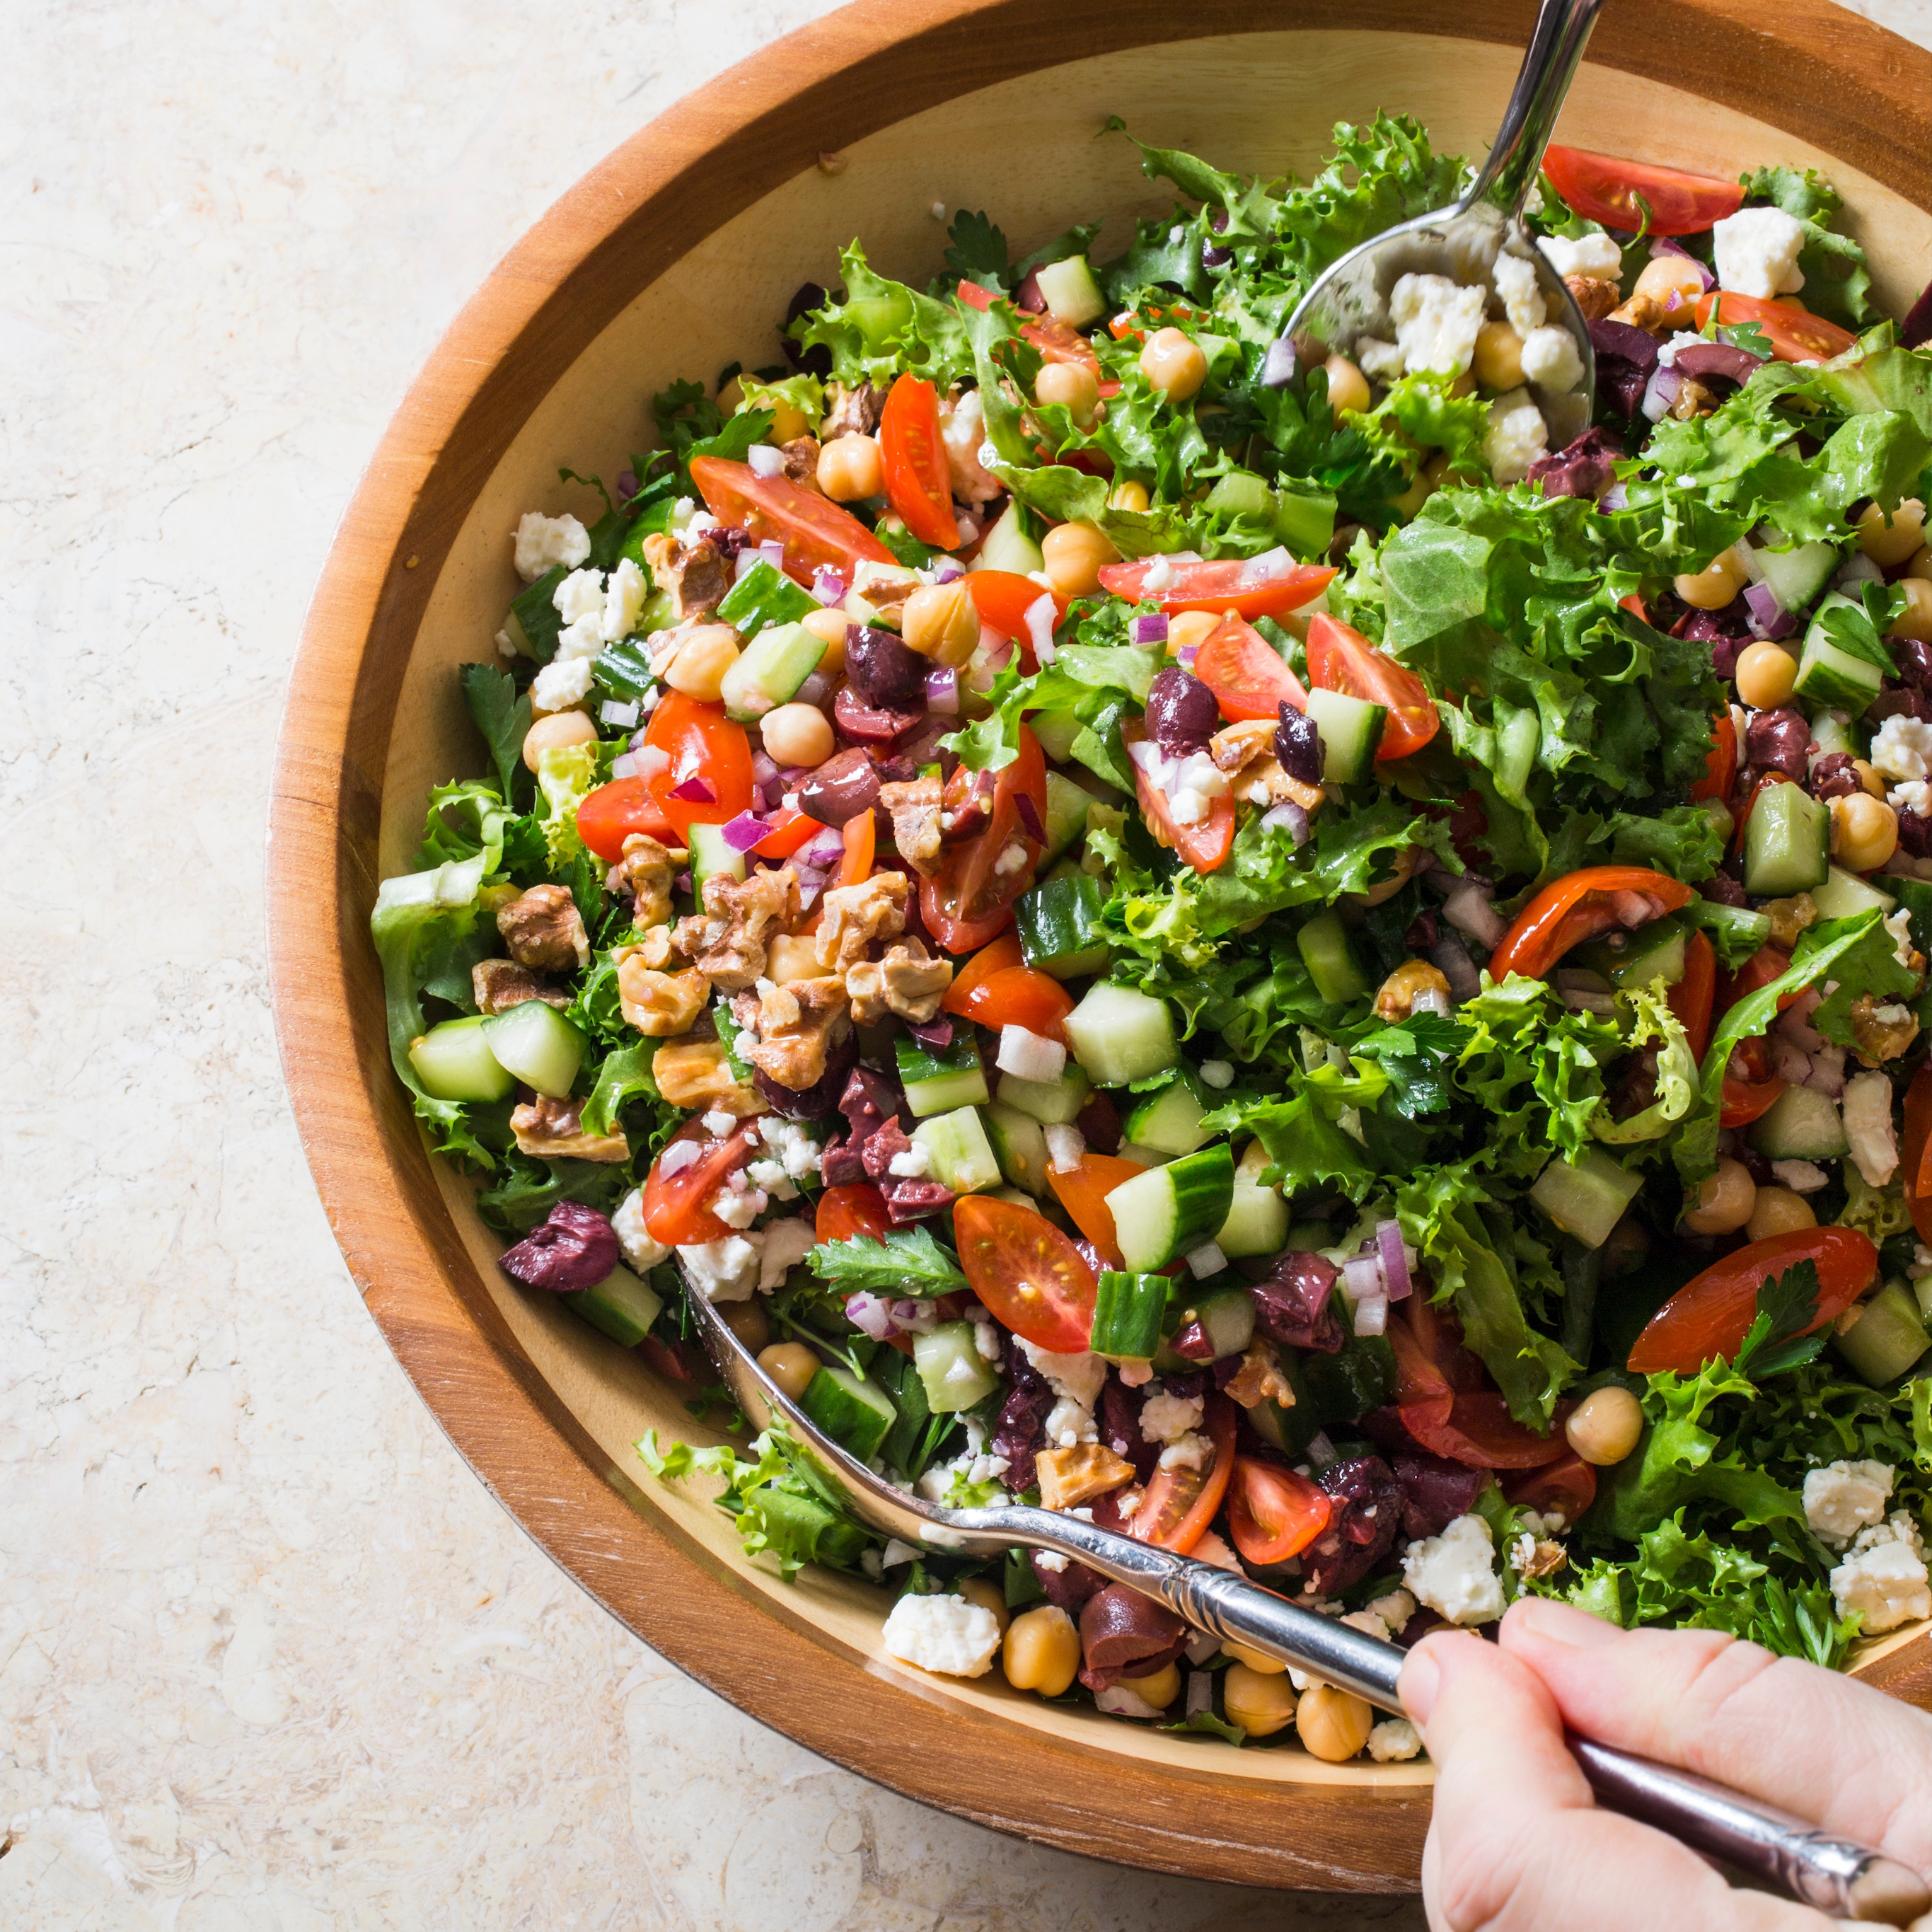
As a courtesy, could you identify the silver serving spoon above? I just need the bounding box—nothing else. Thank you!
[1284,0,1603,448]
[681,1277,1927,1921]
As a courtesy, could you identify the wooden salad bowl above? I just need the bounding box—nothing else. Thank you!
[269,0,1932,1890]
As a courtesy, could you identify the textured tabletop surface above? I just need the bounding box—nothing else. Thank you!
[4,1,1927,1926]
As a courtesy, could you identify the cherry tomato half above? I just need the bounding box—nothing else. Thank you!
[1225,1457,1334,1565]
[1626,1227,1878,1375]
[642,1118,763,1246]
[1193,613,1309,722]
[954,279,1103,374]
[1305,614,1439,761]
[643,691,755,843]
[753,806,827,861]
[964,967,1075,1044]
[954,1193,1098,1353]
[1123,717,1235,875]
[690,455,893,582]
[1667,930,1717,1060]
[1129,1394,1237,1555]
[1401,1391,1575,1470]
[1689,712,1737,804]
[966,570,1067,658]
[1904,1063,1932,1245]
[816,1184,891,1244]
[1541,144,1745,236]
[1095,556,1336,622]
[1719,1034,1787,1130]
[1488,867,1694,983]
[1503,1452,1597,1528]
[1692,292,1859,365]
[920,727,1048,952]
[1046,1152,1152,1269]
[879,374,960,550]
[838,809,876,889]
[576,776,679,862]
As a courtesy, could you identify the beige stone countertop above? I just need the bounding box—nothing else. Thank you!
[5,1,1928,1926]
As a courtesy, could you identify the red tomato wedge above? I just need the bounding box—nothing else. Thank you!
[1541,144,1745,236]
[966,569,1067,651]
[1627,1227,1878,1374]
[690,455,893,582]
[942,932,1026,1016]
[878,374,960,550]
[1407,1296,1487,1393]
[920,726,1048,951]
[1719,1034,1786,1130]
[576,776,679,862]
[1503,1453,1597,1527]
[954,1194,1098,1353]
[1047,1152,1152,1269]
[1715,943,1796,1017]
[838,809,876,888]
[1225,1458,1334,1565]
[643,692,755,842]
[961,967,1075,1043]
[1904,1063,1932,1244]
[1122,717,1235,875]
[1668,930,1717,1060]
[1130,1395,1237,1554]
[1305,614,1439,762]
[954,279,1102,374]
[1096,555,1336,622]
[1693,292,1859,365]
[1689,712,1737,804]
[1402,1391,1576,1470]
[815,1184,891,1244]
[1193,613,1309,721]
[1488,867,1694,983]
[642,1118,762,1246]
[752,806,826,860]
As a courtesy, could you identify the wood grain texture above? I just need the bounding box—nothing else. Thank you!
[268,0,1932,1891]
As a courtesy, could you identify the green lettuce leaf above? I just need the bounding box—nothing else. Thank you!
[790,242,974,391]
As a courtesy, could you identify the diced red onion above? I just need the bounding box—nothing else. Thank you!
[720,811,770,853]
[932,556,965,584]
[758,540,787,572]
[673,869,693,895]
[889,1299,942,1334]
[1024,594,1058,664]
[601,698,640,729]
[797,877,823,910]
[1649,236,1716,291]
[1342,1254,1384,1301]
[660,1140,702,1177]
[1804,1052,1846,1100]
[1744,582,1800,642]
[1777,990,1824,1053]
[611,751,638,780]
[732,546,763,583]
[800,828,848,866]
[1442,879,1506,948]
[1261,335,1298,388]
[981,634,1016,671]
[1430,932,1481,1000]
[1259,800,1310,846]
[633,743,671,778]
[1600,482,1629,511]
[1015,792,1046,843]
[1251,546,1295,582]
[617,468,639,499]
[925,667,959,714]
[795,671,834,710]
[1376,1220,1413,1301]
[1771,1035,1813,1085]
[1563,989,1618,1014]
[1130,613,1169,646]
[669,775,716,803]
[752,748,783,786]
[1186,1670,1213,1718]
[845,1292,898,1341]
[812,568,848,606]
[746,444,787,479]
[1641,363,1683,422]
[1352,1293,1389,1337]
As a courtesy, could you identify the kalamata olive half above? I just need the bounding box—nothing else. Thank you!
[834,686,922,745]
[1745,706,1811,780]
[1143,666,1220,756]
[796,746,881,826]
[1275,701,1323,785]
[499,1201,620,1294]
[846,625,929,710]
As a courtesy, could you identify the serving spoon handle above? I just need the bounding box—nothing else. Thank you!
[1463,0,1608,221]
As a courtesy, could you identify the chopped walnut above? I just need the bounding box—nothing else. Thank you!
[816,870,908,971]
[617,959,709,1036]
[1208,719,1323,814]
[1608,290,1667,333]
[756,978,804,1034]
[879,775,944,877]
[742,976,852,1091]
[497,884,589,972]
[779,436,821,487]
[1035,1442,1137,1512]
[687,867,802,990]
[509,1095,630,1163]
[1375,959,1453,1022]
[1763,892,1817,951]
[846,939,954,1024]
[1849,994,1920,1068]
[641,531,732,620]
[1224,1338,1297,1411]
[1564,274,1620,320]
[820,381,885,439]
[850,559,922,622]
[1208,719,1277,773]
[471,959,569,1015]
[1669,376,1718,421]
[615,833,682,929]
[652,1039,763,1114]
[1520,1539,1569,1580]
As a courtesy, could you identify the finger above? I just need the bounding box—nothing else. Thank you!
[1500,1597,1932,1870]
[1401,1630,1824,1932]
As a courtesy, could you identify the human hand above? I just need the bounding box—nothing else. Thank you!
[1399,1597,1932,1931]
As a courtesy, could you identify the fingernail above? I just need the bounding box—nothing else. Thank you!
[1511,1597,1621,1648]
[1398,1646,1441,1723]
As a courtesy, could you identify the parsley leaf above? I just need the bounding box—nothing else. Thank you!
[943,208,1009,287]
[1736,1259,1827,1379]
[1351,1012,1472,1118]
[809,1226,969,1297]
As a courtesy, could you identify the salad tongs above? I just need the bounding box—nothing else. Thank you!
[684,1283,1928,1922]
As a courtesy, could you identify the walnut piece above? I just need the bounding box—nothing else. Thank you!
[1224,1338,1297,1412]
[641,531,731,620]
[849,560,922,623]
[652,1039,763,1114]
[846,939,954,1024]
[1563,274,1620,320]
[1849,994,1919,1068]
[1607,290,1667,333]
[615,833,681,930]
[1035,1443,1137,1512]
[779,436,821,487]
[1208,719,1277,775]
[1521,1539,1569,1580]
[471,959,569,1015]
[688,867,802,990]
[879,775,944,877]
[509,1095,630,1163]
[820,381,885,439]
[618,959,708,1036]
[1762,893,1817,952]
[1375,959,1452,1022]
[1208,719,1324,814]
[497,884,589,973]
[742,976,852,1092]
[816,870,907,972]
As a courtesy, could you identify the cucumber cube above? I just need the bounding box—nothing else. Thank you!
[1216,1181,1289,1258]
[1017,873,1109,979]
[983,1102,1050,1195]
[1063,983,1178,1086]
[1528,1147,1643,1249]
[1795,594,1885,713]
[719,620,826,723]
[410,1015,515,1103]
[1743,782,1830,898]
[896,1034,990,1116]
[913,1321,1002,1412]
[564,1264,664,1347]
[800,1364,898,1462]
[1123,1072,1213,1157]
[997,1063,1093,1126]
[911,1106,1002,1195]
[1304,686,1386,783]
[1809,864,1897,922]
[1832,1282,1931,1387]
[1090,1271,1172,1363]
[1104,1145,1234,1271]
[1297,910,1372,1006]
[1032,254,1106,328]
[480,1000,586,1099]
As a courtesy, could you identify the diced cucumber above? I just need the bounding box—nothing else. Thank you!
[1296,910,1372,1006]
[983,1101,1050,1195]
[719,620,825,722]
[911,1106,1002,1193]
[1104,1145,1235,1271]
[1809,712,1857,760]
[1170,1284,1256,1362]
[1743,782,1830,897]
[1017,873,1110,979]
[913,1321,1003,1412]
[1041,770,1093,864]
[1304,686,1386,783]
[1832,1283,1931,1387]
[801,1363,898,1461]
[1033,254,1106,328]
[410,1015,515,1102]
[1123,1070,1213,1157]
[1217,1179,1289,1258]
[1090,1271,1172,1362]
[565,1263,664,1346]
[997,1063,1093,1126]
[1204,470,1273,520]
[1795,594,1885,712]
[973,499,1044,578]
[1810,864,1897,921]
[1031,711,1082,764]
[1574,914,1687,989]
[896,1034,989,1116]
[715,558,819,640]
[688,819,747,893]
[1063,983,1178,1086]
[1754,538,1839,614]
[480,1000,586,1099]
[505,565,567,661]
[1529,1147,1643,1249]
[1748,1084,1847,1159]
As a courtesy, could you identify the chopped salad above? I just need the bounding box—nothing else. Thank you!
[374,113,1932,1762]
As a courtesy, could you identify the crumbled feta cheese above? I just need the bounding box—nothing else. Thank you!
[530,656,596,713]
[1802,1459,1895,1548]
[1843,1070,1899,1186]
[1713,205,1809,300]
[496,627,519,659]
[1483,386,1549,485]
[758,1216,816,1290]
[553,567,606,625]
[939,389,1000,505]
[678,1234,762,1302]
[1769,1159,1829,1193]
[1520,324,1584,391]
[1886,908,1920,966]
[888,1143,932,1179]
[1043,1123,1087,1173]
[1367,1587,1416,1635]
[1509,1531,1537,1574]
[1655,329,1706,369]
[601,556,649,642]
[992,841,1029,878]
[1157,1431,1211,1472]
[1341,1607,1392,1643]
[1537,231,1623,281]
[1019,1341,1106,1408]
[702,1109,736,1135]
[1402,1513,1505,1626]
[514,510,591,582]
[970,1317,1001,1363]
[1491,250,1546,340]
[1140,1392,1205,1445]
[1198,1059,1234,1089]
[1044,1395,1099,1450]
[1389,272,1488,379]
[709,1184,765,1230]
[879,1592,1002,1677]
[613,1188,670,1274]
[1520,1509,1567,1537]
[1034,1549,1068,1574]
[1165,747,1230,827]
[1871,715,1932,785]
[1890,780,1932,818]
[744,1158,795,1199]
[758,1115,823,1182]
[1367,1717,1423,1762]
[1829,1512,1931,1633]
[1355,336,1406,383]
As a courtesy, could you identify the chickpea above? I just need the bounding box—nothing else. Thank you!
[768,400,813,443]
[1853,758,1887,799]
[1632,254,1706,315]
[1042,521,1118,599]
[1001,1605,1080,1697]
[1297,1684,1375,1762]
[664,623,741,702]
[1036,359,1100,425]
[719,1299,771,1352]
[816,432,884,502]
[757,1341,820,1400]
[1323,354,1372,416]
[717,376,746,415]
[521,707,598,770]
[901,580,981,666]
[802,605,850,673]
[1140,327,1208,403]
[760,702,834,769]
[1892,577,1932,644]
[1856,497,1926,567]
[1473,319,1526,391]
[1222,1641,1287,1675]
[1733,640,1798,710]
[957,1575,1011,1637]
[1129,1662,1181,1710]
[1831,790,1899,873]
[1674,546,1748,612]
[1110,480,1151,513]
[1222,1662,1298,1737]
[1907,544,1932,583]
[1749,1186,1817,1242]
[1167,610,1220,659]
[1682,1156,1757,1235]
[1565,1385,1645,1466]
[1423,450,1475,490]
[1386,466,1435,521]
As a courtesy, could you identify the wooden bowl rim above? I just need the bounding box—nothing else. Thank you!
[268,0,1932,1891]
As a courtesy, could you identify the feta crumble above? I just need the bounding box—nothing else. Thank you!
[1139,1392,1205,1445]
[1367,1717,1423,1762]
[612,1188,670,1274]
[1536,231,1623,281]
[1713,205,1809,300]
[1158,1432,1212,1472]
[1802,1459,1895,1548]
[1520,324,1584,392]
[1769,1159,1829,1193]
[888,1142,932,1179]
[1483,387,1549,485]
[1829,1512,1932,1633]
[677,1234,762,1302]
[1843,1070,1899,1188]
[1389,272,1487,379]
[601,555,649,642]
[758,1216,816,1290]
[514,510,591,582]
[1355,336,1406,383]
[1198,1060,1234,1089]
[531,656,596,713]
[709,1184,765,1231]
[1870,715,1932,785]
[1402,1513,1505,1626]
[939,389,1001,506]
[880,1592,1002,1677]
[1491,250,1546,339]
